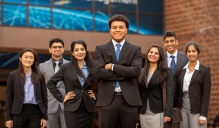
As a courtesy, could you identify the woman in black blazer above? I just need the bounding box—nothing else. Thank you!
[138,45,174,128]
[47,40,97,128]
[5,48,48,128]
[175,42,211,128]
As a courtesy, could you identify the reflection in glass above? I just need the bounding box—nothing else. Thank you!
[52,8,93,31]
[29,0,50,6]
[4,0,26,4]
[139,0,163,13]
[94,11,109,32]
[53,0,92,9]
[4,4,26,26]
[28,6,51,28]
[0,4,2,25]
[139,15,163,35]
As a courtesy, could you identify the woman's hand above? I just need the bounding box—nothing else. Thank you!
[163,116,171,123]
[63,91,75,103]
[199,119,206,125]
[5,120,13,128]
[88,90,96,100]
[40,119,47,128]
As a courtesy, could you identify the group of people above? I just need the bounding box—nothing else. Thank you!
[5,14,211,128]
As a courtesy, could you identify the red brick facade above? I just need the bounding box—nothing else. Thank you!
[165,0,219,119]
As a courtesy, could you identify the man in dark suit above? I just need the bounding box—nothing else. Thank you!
[163,31,188,128]
[39,38,68,128]
[94,14,142,128]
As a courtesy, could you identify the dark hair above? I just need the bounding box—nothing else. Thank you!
[18,48,44,85]
[185,41,201,54]
[138,45,167,85]
[163,31,177,41]
[70,40,97,86]
[49,38,64,48]
[108,14,129,29]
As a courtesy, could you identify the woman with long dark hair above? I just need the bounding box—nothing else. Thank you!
[47,40,97,128]
[5,48,47,128]
[138,45,174,128]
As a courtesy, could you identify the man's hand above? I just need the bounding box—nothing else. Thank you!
[105,63,112,70]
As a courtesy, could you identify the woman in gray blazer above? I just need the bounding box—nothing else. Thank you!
[47,40,97,128]
[5,48,48,128]
[175,41,211,128]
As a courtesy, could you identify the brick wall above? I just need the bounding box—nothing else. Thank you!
[165,0,219,119]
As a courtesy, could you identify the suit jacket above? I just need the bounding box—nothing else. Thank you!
[165,51,188,76]
[47,62,96,112]
[138,68,174,117]
[175,63,211,117]
[39,58,69,114]
[5,70,48,121]
[94,40,142,106]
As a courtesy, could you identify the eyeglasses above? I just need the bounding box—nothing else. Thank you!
[52,46,63,49]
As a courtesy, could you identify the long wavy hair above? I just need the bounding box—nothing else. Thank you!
[138,45,168,85]
[17,48,44,85]
[70,40,97,87]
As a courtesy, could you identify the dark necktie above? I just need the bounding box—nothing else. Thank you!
[170,56,176,74]
[55,61,60,73]
[115,44,121,89]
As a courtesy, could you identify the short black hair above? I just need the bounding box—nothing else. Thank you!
[163,31,177,41]
[108,14,129,29]
[49,38,64,48]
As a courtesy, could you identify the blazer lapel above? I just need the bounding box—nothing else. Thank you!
[190,70,199,85]
[148,69,158,88]
[108,41,117,63]
[18,76,24,96]
[118,42,128,63]
[180,69,186,91]
[48,59,55,74]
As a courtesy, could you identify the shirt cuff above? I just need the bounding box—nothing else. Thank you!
[199,116,207,121]
[111,64,114,71]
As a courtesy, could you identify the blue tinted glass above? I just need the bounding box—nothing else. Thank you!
[53,0,92,9]
[52,8,93,31]
[4,0,26,4]
[111,12,137,34]
[139,0,163,13]
[29,0,50,6]
[94,11,109,32]
[28,6,51,28]
[95,1,108,10]
[0,4,2,25]
[4,4,26,26]
[111,2,136,12]
[139,15,163,35]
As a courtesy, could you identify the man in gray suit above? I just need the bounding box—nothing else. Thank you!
[39,38,68,128]
[163,31,188,128]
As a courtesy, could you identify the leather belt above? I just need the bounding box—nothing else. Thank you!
[114,92,123,95]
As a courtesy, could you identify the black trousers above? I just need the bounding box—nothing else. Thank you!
[99,95,139,128]
[13,104,41,128]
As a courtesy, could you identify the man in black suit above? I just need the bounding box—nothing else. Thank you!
[94,14,142,128]
[163,31,188,128]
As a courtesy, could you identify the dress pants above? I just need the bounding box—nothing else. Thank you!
[13,104,41,128]
[47,106,67,128]
[99,94,139,128]
[180,97,207,128]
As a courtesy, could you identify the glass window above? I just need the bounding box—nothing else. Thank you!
[94,11,109,32]
[4,4,26,26]
[52,8,93,31]
[95,1,108,11]
[29,0,50,6]
[139,14,163,35]
[53,0,92,9]
[4,0,26,4]
[111,2,136,12]
[28,6,51,28]
[0,4,2,25]
[139,0,163,13]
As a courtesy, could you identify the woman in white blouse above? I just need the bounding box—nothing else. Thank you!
[174,41,211,128]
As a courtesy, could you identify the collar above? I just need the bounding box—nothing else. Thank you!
[167,50,178,58]
[25,69,32,76]
[112,39,125,48]
[183,60,200,71]
[52,57,63,65]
